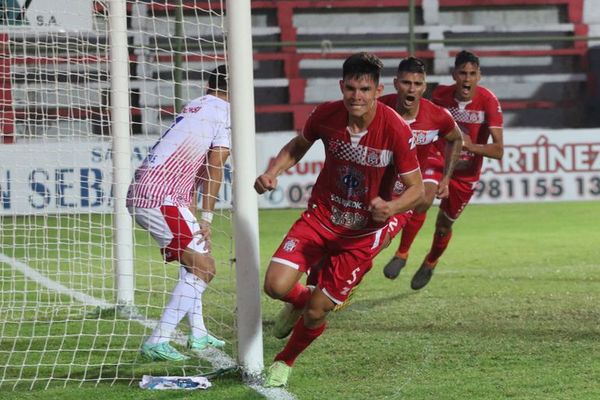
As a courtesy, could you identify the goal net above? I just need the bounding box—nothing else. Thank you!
[0,0,242,390]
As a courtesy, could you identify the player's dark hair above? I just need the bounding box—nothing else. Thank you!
[342,52,384,83]
[207,64,228,93]
[454,50,480,68]
[397,56,426,74]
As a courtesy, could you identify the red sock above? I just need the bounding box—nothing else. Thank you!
[281,282,311,309]
[274,317,326,366]
[427,231,453,264]
[398,211,427,254]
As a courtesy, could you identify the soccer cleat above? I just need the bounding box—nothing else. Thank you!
[273,285,314,339]
[188,334,226,350]
[273,303,304,339]
[410,256,437,290]
[264,361,292,388]
[383,253,408,280]
[140,342,189,361]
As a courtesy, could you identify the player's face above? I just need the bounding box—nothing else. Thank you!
[453,62,481,101]
[339,75,383,120]
[393,71,426,110]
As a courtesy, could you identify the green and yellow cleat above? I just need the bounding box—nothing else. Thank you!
[264,361,292,388]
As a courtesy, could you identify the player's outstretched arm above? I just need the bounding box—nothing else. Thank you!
[438,125,463,198]
[463,126,504,160]
[254,135,313,193]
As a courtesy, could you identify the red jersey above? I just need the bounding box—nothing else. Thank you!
[302,100,419,237]
[432,84,503,183]
[379,94,456,167]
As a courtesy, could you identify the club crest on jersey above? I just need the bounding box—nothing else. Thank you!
[393,179,406,195]
[283,238,299,252]
[366,149,382,166]
[413,129,439,145]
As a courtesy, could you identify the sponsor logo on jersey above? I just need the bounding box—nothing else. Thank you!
[330,206,367,230]
[181,106,202,113]
[337,165,367,197]
[330,194,365,209]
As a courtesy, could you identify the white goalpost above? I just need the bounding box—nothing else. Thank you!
[0,0,262,390]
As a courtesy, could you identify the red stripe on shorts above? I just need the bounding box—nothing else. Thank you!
[159,205,194,262]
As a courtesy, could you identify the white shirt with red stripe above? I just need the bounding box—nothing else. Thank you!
[127,94,230,208]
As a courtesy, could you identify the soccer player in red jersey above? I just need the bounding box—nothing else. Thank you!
[409,50,504,290]
[254,52,424,387]
[378,57,463,281]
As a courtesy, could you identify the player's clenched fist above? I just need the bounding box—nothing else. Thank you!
[254,173,278,194]
[369,196,393,223]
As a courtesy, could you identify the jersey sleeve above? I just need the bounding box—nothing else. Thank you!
[437,107,457,138]
[392,120,420,175]
[301,106,321,143]
[211,122,231,148]
[485,93,504,128]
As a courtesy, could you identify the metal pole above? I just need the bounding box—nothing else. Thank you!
[409,0,416,55]
[227,0,264,378]
[174,0,184,113]
[108,0,134,307]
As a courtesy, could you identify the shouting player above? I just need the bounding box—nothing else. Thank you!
[409,50,504,290]
[378,57,463,281]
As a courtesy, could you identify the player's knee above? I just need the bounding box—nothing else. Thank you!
[263,279,287,300]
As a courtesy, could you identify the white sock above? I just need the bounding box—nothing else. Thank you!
[187,274,208,338]
[145,266,196,345]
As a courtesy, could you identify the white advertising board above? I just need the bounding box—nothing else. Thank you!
[0,0,93,32]
[0,128,598,215]
[254,129,600,207]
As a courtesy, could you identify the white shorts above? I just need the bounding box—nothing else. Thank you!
[128,205,208,262]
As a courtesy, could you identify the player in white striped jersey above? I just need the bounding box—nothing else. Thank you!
[127,65,230,361]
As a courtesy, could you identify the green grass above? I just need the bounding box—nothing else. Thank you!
[1,202,600,399]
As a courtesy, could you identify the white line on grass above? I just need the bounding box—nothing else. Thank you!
[0,253,296,400]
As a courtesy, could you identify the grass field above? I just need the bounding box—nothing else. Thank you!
[1,201,600,399]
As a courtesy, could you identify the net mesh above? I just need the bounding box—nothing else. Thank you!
[0,0,236,389]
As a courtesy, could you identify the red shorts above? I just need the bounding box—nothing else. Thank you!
[439,178,477,220]
[386,211,413,241]
[272,212,393,304]
[420,154,444,185]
